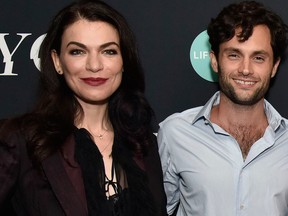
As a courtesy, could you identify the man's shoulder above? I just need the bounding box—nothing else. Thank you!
[159,106,203,128]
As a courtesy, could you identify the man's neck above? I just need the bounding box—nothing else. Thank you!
[210,93,267,127]
[210,93,268,160]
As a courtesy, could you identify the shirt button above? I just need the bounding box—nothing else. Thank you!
[240,205,244,210]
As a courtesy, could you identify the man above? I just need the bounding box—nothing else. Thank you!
[157,1,288,215]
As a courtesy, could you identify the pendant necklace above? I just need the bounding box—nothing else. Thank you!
[96,128,108,140]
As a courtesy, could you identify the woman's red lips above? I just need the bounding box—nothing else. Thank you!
[81,77,108,86]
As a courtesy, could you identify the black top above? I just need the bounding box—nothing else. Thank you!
[0,119,167,216]
[74,128,160,216]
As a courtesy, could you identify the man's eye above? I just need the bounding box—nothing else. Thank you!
[228,54,238,58]
[254,56,265,62]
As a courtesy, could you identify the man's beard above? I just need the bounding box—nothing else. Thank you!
[218,67,270,106]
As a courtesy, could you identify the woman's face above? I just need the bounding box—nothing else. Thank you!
[51,19,123,106]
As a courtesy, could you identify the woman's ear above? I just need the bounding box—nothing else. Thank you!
[51,49,63,74]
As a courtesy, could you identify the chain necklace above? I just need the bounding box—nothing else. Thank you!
[95,129,113,154]
[96,128,108,140]
[100,141,112,154]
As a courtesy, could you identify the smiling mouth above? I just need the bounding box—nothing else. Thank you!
[81,77,108,86]
[234,79,256,86]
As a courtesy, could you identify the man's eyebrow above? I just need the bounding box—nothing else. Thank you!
[223,47,269,56]
[222,47,241,53]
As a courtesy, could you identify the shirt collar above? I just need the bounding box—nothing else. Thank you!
[192,91,220,124]
[192,91,286,132]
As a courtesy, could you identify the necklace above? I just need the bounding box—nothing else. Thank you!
[96,128,108,140]
[100,141,112,154]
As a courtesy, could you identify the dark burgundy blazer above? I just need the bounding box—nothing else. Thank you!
[0,121,167,216]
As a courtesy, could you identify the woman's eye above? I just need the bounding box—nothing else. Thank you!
[69,49,84,55]
[103,49,118,55]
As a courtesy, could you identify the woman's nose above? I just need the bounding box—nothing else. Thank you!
[86,54,103,73]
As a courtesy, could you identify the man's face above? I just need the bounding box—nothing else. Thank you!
[210,25,280,106]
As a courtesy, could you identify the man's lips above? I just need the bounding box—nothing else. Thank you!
[234,79,256,85]
[235,79,256,85]
[81,77,108,86]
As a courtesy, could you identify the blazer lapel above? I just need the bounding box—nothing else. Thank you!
[42,150,87,216]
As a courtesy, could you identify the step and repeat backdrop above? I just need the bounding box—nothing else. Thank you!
[0,0,288,124]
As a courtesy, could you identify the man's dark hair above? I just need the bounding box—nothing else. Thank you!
[207,0,288,62]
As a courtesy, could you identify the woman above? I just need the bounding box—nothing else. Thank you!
[0,1,167,215]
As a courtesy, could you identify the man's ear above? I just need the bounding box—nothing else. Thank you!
[210,51,218,73]
[271,58,281,78]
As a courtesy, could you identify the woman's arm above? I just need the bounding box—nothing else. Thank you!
[0,119,21,209]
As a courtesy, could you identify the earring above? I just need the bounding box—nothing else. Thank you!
[57,70,62,75]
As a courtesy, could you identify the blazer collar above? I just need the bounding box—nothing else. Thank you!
[42,134,87,216]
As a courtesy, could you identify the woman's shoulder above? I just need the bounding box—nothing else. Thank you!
[0,113,38,140]
[0,117,22,135]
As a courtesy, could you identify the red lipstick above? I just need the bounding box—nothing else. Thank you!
[81,77,108,86]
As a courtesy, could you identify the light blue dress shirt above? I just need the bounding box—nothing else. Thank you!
[158,91,288,216]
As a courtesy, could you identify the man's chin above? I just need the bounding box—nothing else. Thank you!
[230,96,262,106]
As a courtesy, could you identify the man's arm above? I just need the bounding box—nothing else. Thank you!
[157,126,180,215]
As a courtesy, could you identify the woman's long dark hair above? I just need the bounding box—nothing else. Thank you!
[21,0,154,166]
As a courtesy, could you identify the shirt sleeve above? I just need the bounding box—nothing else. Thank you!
[157,125,180,215]
[143,135,168,216]
[0,119,20,208]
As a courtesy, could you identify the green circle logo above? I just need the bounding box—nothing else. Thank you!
[190,30,218,82]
